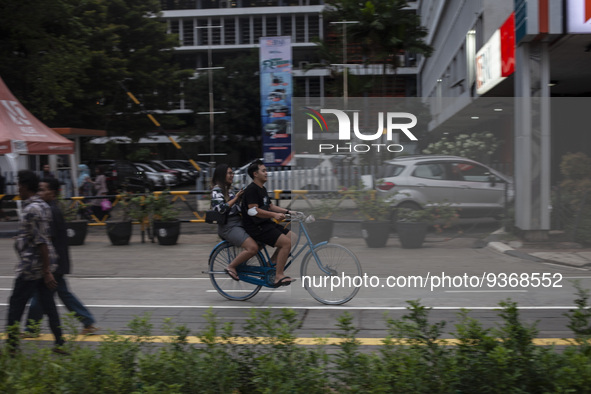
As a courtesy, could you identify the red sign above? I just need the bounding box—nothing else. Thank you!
[500,13,515,77]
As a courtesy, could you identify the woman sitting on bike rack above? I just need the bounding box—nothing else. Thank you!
[210,164,258,281]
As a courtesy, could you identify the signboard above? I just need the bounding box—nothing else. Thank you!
[259,36,292,166]
[500,13,516,77]
[567,0,591,33]
[476,13,515,95]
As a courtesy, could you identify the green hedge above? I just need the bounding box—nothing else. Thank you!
[3,286,591,393]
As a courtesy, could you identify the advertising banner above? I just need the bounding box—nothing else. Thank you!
[567,0,591,33]
[259,36,292,166]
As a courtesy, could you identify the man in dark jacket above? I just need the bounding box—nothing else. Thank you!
[24,177,99,336]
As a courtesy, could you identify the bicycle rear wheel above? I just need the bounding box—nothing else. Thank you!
[209,242,263,301]
[301,244,362,305]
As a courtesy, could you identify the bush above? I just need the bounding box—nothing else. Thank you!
[3,297,591,392]
[422,132,500,164]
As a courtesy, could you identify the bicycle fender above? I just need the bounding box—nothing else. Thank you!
[209,240,229,259]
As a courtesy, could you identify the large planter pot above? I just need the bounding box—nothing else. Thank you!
[361,220,391,248]
[106,221,132,245]
[65,220,88,246]
[397,222,428,249]
[153,220,181,245]
[306,219,334,244]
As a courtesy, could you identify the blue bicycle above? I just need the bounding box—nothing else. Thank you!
[207,213,362,305]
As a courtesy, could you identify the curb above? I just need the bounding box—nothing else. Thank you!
[486,240,590,269]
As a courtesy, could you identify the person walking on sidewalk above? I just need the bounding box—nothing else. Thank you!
[5,170,66,354]
[24,177,99,336]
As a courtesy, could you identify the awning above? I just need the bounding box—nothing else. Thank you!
[0,76,74,155]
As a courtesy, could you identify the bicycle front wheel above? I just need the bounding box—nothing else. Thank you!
[301,244,362,305]
[209,243,263,301]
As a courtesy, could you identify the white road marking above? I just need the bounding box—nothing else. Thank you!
[446,290,528,293]
[205,290,286,293]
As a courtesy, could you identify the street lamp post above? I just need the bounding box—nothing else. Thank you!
[195,25,225,170]
[330,21,359,109]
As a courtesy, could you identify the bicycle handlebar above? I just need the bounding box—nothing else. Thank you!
[285,212,314,223]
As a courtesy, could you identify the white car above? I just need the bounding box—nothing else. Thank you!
[134,163,178,189]
[368,155,513,219]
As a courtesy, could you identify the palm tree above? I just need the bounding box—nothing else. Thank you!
[323,0,433,96]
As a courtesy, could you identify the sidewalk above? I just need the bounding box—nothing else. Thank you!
[485,228,591,268]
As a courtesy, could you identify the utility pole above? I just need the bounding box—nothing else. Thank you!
[196,24,225,171]
[330,21,359,109]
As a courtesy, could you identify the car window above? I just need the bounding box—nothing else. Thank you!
[450,162,491,182]
[412,163,445,180]
[379,164,405,178]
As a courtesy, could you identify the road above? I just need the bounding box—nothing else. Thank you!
[1,223,589,342]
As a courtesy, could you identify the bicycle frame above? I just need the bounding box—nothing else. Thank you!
[227,217,330,288]
[207,215,362,305]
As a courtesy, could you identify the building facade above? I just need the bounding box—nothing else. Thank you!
[417,0,591,239]
[160,0,420,105]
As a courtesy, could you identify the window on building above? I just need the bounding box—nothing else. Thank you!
[281,16,292,37]
[224,18,236,45]
[182,19,195,46]
[239,17,251,44]
[308,14,319,40]
[266,15,278,36]
[253,17,263,41]
[295,15,306,42]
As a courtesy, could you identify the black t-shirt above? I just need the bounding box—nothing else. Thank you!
[49,200,71,275]
[241,182,272,230]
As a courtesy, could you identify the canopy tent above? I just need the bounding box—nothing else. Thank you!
[0,76,74,155]
[0,76,78,195]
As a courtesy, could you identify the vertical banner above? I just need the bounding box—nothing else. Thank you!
[259,36,292,166]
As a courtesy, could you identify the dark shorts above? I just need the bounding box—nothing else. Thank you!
[246,222,289,247]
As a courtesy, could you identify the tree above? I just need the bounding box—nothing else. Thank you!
[0,0,189,136]
[322,0,433,96]
[184,53,262,162]
[0,0,91,120]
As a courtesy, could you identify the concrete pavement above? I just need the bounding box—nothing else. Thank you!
[0,221,590,340]
[3,219,590,268]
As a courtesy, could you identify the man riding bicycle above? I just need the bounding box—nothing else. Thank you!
[241,160,294,287]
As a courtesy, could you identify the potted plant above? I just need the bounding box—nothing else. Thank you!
[58,197,88,246]
[396,203,459,249]
[106,193,133,245]
[128,194,152,244]
[150,192,181,245]
[306,198,341,244]
[351,188,393,248]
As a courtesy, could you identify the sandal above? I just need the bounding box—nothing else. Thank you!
[274,276,294,287]
[224,268,240,281]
